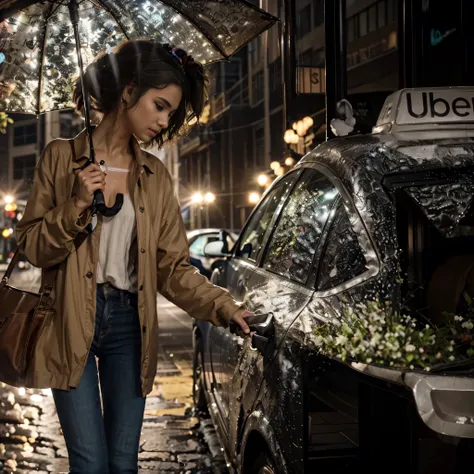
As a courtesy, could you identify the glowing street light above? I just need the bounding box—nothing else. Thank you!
[284,157,295,167]
[257,174,269,186]
[303,116,314,129]
[4,195,14,204]
[275,166,285,177]
[2,228,13,238]
[270,161,280,170]
[204,192,215,203]
[191,192,204,204]
[248,192,260,204]
[284,129,299,145]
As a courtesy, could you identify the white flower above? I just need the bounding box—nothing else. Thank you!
[405,344,416,352]
[370,333,382,346]
[314,336,324,346]
[335,335,348,346]
[461,321,474,330]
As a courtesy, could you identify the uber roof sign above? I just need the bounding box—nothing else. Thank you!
[373,87,474,138]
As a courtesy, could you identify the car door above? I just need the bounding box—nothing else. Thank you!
[209,171,302,440]
[228,168,342,469]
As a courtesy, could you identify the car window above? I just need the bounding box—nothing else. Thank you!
[237,173,298,263]
[263,169,339,284]
[189,235,219,256]
[316,201,367,291]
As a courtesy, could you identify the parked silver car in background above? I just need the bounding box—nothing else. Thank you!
[187,228,238,278]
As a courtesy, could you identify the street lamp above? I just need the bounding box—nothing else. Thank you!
[204,192,215,204]
[284,157,295,167]
[270,161,280,171]
[257,174,269,187]
[283,129,299,145]
[191,192,204,204]
[303,116,314,129]
[1,228,13,238]
[4,195,14,204]
[249,192,260,204]
[274,166,285,177]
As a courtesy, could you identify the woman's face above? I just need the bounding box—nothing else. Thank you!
[124,84,183,143]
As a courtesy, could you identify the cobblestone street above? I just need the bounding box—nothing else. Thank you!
[0,277,227,474]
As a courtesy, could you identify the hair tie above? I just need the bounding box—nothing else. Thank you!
[171,48,184,66]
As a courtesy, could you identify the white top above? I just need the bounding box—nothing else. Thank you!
[96,193,138,293]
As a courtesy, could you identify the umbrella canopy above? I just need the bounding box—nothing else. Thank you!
[0,0,278,114]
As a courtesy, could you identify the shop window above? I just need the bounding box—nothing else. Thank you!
[313,0,324,27]
[297,4,312,39]
[369,5,377,32]
[378,0,387,28]
[359,10,368,37]
[13,124,36,146]
[13,154,36,183]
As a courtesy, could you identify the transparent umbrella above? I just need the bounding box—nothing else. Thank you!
[0,0,278,215]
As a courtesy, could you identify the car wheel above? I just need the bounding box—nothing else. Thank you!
[247,451,278,474]
[192,335,208,414]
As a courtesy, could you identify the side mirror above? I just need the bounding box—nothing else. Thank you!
[204,240,231,258]
[218,230,230,253]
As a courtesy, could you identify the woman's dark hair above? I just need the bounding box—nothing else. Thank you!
[73,40,208,148]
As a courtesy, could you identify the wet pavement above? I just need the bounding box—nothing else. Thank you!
[0,271,228,474]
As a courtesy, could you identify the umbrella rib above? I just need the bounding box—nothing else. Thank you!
[158,0,229,60]
[46,0,66,21]
[36,2,55,114]
[94,0,129,39]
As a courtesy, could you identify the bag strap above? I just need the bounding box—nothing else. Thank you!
[2,139,87,298]
[0,143,78,297]
[1,248,59,297]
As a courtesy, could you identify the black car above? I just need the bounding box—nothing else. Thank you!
[193,88,474,474]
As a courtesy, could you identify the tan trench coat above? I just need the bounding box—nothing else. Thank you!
[16,129,243,396]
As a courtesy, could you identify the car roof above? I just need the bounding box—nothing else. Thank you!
[294,134,474,237]
[186,229,238,240]
[298,134,474,183]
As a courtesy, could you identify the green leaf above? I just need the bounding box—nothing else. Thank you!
[464,293,472,305]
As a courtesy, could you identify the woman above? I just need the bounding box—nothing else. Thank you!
[16,40,252,474]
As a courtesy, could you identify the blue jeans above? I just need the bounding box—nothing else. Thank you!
[52,284,146,474]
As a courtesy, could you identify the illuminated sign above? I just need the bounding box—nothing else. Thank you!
[296,67,326,94]
[373,88,474,135]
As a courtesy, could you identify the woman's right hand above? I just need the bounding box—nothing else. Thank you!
[73,163,106,213]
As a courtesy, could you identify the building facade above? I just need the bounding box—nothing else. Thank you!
[178,0,401,231]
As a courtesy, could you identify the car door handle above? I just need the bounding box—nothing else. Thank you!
[229,313,275,356]
[251,333,269,355]
[247,312,274,339]
[229,312,274,337]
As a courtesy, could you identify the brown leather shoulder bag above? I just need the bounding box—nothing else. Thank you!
[0,250,58,387]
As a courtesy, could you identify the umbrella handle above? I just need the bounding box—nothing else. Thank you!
[93,191,123,217]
